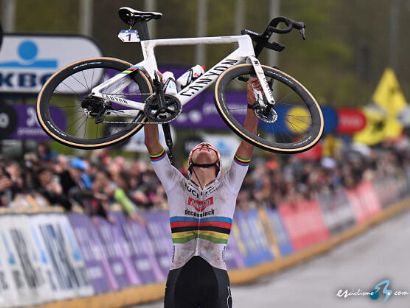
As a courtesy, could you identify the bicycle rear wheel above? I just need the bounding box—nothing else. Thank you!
[214,64,323,153]
[36,57,152,149]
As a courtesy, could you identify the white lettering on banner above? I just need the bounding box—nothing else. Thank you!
[112,263,124,275]
[26,107,39,127]
[87,266,103,280]
[340,116,363,127]
[136,259,151,271]
[0,72,52,89]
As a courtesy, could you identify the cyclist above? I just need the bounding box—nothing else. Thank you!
[144,78,261,308]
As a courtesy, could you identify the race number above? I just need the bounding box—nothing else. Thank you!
[118,30,140,43]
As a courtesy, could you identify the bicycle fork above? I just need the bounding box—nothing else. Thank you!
[247,56,278,122]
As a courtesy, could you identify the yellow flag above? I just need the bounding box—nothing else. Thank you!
[373,68,407,115]
[353,106,386,145]
[355,68,408,144]
[372,68,407,139]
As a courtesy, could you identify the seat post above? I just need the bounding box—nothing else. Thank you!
[135,22,150,40]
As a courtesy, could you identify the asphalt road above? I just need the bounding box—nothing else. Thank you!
[136,209,410,308]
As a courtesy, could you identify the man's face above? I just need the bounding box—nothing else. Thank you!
[190,143,219,165]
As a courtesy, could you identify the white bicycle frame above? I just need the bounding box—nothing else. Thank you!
[91,34,274,117]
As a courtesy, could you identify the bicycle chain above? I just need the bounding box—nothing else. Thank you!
[102,120,158,124]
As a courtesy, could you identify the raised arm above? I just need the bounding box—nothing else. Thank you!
[144,124,164,156]
[234,78,260,162]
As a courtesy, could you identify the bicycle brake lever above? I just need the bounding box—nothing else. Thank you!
[299,28,306,40]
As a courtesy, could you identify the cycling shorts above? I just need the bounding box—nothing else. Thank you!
[164,256,232,308]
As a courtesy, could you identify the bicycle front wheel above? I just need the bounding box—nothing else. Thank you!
[37,57,152,149]
[214,64,324,153]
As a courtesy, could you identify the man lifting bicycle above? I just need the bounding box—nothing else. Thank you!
[144,78,260,308]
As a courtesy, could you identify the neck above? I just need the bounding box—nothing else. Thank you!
[191,168,216,188]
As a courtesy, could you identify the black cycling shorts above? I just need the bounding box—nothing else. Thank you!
[164,256,232,308]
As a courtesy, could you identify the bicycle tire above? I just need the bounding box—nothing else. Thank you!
[36,57,152,149]
[214,64,324,153]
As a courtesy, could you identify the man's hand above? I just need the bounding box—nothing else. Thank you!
[234,77,261,162]
[247,77,263,105]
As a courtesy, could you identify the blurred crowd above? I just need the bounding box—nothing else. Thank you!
[1,140,410,220]
[237,140,410,209]
[0,143,167,222]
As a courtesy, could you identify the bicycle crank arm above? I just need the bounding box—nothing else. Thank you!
[247,56,275,107]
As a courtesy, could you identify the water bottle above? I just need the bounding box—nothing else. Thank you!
[162,71,177,95]
[176,65,205,90]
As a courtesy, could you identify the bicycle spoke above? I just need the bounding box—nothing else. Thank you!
[69,74,89,91]
[41,60,151,145]
[82,70,90,91]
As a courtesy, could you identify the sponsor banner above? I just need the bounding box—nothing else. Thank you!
[51,214,94,297]
[28,214,66,302]
[234,209,274,267]
[92,216,140,288]
[228,224,247,266]
[143,211,173,276]
[345,189,367,224]
[1,215,46,306]
[0,216,19,308]
[8,105,66,141]
[0,104,18,140]
[35,214,93,300]
[372,176,405,208]
[346,181,382,223]
[336,108,367,134]
[173,91,242,129]
[111,212,164,283]
[260,106,338,135]
[68,213,118,293]
[317,189,356,235]
[224,229,244,270]
[278,200,330,251]
[264,209,294,257]
[0,34,102,94]
[355,181,382,217]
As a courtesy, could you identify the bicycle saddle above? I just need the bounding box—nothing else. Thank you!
[119,7,162,26]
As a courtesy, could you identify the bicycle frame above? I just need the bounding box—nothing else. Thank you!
[91,34,267,117]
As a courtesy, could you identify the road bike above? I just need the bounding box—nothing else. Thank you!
[36,7,324,154]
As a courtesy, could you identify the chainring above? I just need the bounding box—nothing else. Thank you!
[144,94,182,123]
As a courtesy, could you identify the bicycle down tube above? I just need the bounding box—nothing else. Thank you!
[91,34,255,111]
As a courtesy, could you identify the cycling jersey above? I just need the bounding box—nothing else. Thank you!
[150,148,249,270]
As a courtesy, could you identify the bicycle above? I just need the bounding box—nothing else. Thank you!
[36,7,324,154]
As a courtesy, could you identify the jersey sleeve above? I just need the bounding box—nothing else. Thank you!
[224,154,250,195]
[150,148,182,192]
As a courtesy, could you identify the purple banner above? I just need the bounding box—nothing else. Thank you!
[111,212,164,283]
[143,211,173,276]
[234,210,273,267]
[68,213,118,293]
[173,91,247,129]
[265,209,293,256]
[9,104,66,140]
[92,216,140,288]
[224,226,245,270]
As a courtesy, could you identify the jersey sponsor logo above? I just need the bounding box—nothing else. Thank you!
[184,181,218,199]
[187,196,214,212]
[184,209,214,218]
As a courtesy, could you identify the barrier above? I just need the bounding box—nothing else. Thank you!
[317,188,355,235]
[278,199,329,250]
[0,177,408,307]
